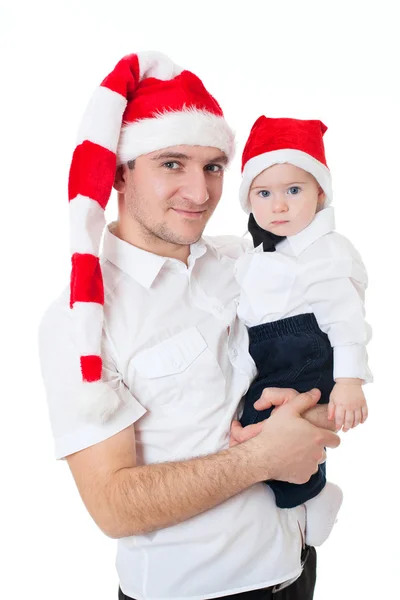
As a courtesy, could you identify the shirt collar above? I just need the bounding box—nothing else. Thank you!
[285,207,335,256]
[102,223,207,288]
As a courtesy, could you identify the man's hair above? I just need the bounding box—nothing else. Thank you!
[127,160,136,170]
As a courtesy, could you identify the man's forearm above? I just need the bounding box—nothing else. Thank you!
[106,441,264,539]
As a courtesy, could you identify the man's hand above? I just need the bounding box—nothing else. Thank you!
[246,389,340,484]
[230,387,338,447]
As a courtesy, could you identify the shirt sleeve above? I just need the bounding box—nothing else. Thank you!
[204,234,253,259]
[299,239,373,383]
[38,291,146,460]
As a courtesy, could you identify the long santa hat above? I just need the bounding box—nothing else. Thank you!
[68,51,235,422]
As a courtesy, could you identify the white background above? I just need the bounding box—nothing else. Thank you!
[1,1,398,598]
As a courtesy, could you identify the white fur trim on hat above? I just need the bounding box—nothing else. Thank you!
[239,149,333,214]
[117,108,235,164]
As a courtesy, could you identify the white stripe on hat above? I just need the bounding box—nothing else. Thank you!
[69,195,106,256]
[72,301,104,357]
[76,86,128,152]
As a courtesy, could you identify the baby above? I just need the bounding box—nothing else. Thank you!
[233,116,372,546]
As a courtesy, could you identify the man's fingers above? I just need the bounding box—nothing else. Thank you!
[284,388,321,415]
[239,422,264,441]
[230,420,263,443]
[254,387,298,410]
[230,420,243,442]
[319,428,341,449]
[302,404,338,431]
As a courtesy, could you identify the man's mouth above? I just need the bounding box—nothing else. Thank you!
[172,208,206,219]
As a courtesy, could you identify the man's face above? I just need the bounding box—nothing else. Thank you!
[249,163,325,237]
[117,145,227,246]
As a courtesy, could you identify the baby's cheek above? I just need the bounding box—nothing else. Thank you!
[251,201,271,228]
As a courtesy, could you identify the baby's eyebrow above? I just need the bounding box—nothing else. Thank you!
[283,181,308,185]
[251,181,308,189]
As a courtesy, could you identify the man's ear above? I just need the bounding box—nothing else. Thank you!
[113,165,127,192]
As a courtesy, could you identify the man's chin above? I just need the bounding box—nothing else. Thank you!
[174,230,204,246]
[154,225,203,247]
[167,223,207,245]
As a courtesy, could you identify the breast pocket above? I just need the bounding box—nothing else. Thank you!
[128,327,226,415]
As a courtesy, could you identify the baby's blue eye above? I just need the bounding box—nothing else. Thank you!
[258,190,270,198]
[288,186,301,195]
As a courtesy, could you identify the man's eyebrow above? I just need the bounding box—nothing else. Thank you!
[208,154,229,165]
[151,152,191,161]
[150,152,228,164]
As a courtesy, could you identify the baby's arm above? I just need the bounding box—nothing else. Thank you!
[299,237,372,430]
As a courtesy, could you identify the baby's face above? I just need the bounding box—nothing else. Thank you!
[249,163,325,237]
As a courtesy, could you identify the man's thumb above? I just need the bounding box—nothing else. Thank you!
[290,389,321,414]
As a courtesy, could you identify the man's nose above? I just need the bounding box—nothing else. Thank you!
[180,170,209,205]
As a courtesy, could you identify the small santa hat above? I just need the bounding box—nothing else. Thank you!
[68,51,235,423]
[239,116,332,213]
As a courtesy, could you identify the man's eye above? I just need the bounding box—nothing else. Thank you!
[205,164,224,173]
[163,161,180,169]
[258,190,270,198]
[288,186,301,195]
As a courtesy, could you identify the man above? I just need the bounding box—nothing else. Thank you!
[38,51,340,600]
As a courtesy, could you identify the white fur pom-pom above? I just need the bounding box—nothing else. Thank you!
[78,381,123,424]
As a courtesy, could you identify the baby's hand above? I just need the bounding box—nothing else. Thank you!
[328,379,368,432]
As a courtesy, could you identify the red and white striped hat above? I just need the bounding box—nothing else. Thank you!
[68,51,235,422]
[239,116,332,213]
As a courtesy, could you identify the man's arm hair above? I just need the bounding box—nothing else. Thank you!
[67,391,339,539]
[67,424,265,539]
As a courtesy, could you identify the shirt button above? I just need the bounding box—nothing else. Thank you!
[230,348,238,359]
[214,306,223,313]
[173,359,181,368]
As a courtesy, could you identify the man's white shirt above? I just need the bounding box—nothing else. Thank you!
[39,225,306,600]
